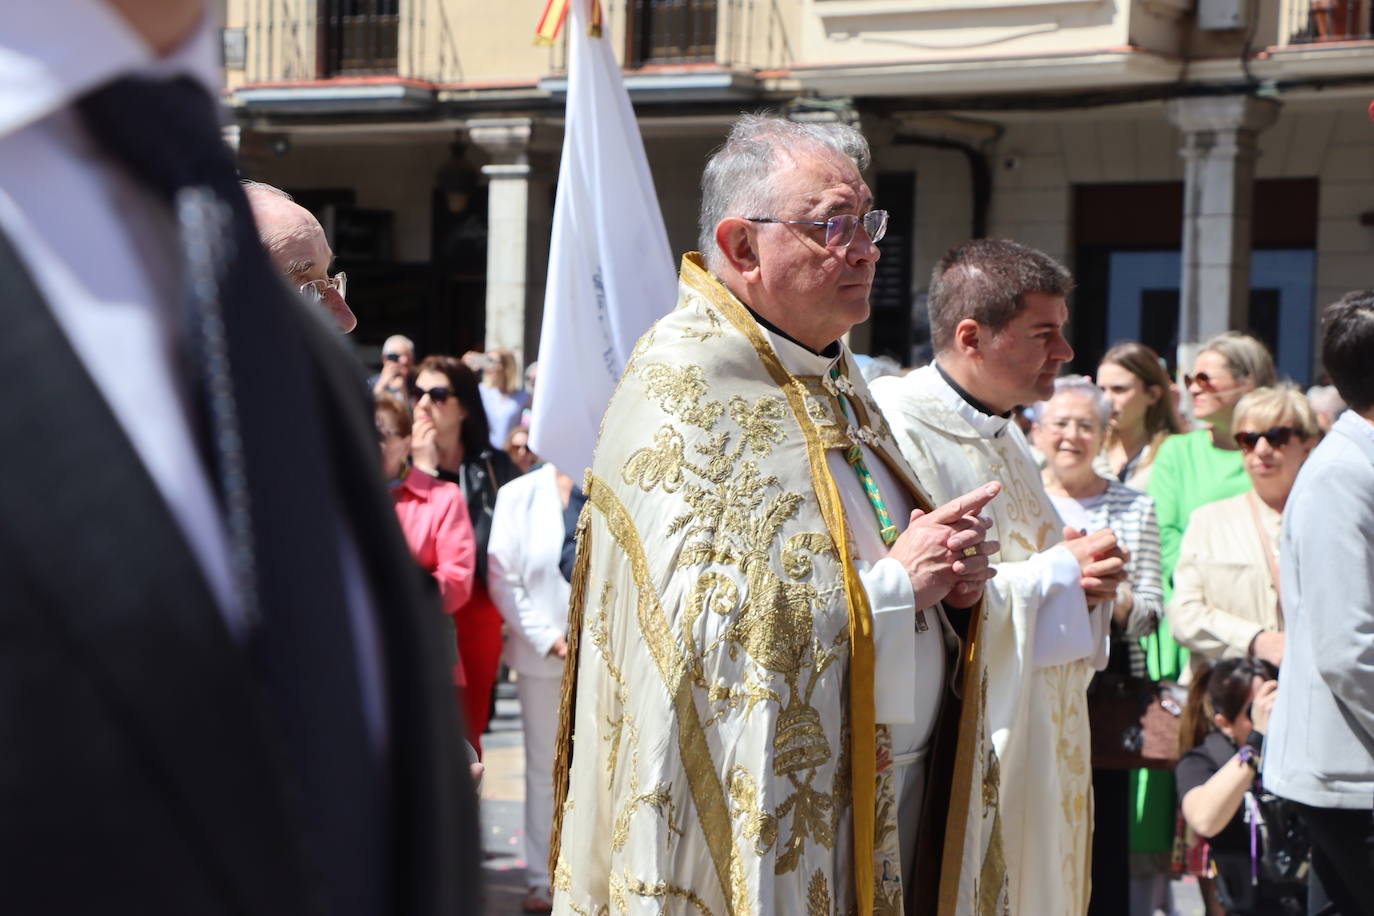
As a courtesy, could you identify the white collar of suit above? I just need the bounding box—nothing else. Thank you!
[1,1,220,138]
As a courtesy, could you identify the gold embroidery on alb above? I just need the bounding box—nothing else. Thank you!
[728,766,779,854]
[807,869,832,916]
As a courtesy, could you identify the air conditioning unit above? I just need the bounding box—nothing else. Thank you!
[1198,0,1248,30]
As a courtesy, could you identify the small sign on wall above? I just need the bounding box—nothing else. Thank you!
[222,28,246,70]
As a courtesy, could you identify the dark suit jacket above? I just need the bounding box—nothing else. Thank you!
[0,233,481,914]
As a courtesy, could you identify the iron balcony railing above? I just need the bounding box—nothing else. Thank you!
[547,0,789,73]
[628,0,719,66]
[318,0,400,76]
[235,0,785,86]
[1284,0,1371,43]
[237,0,465,85]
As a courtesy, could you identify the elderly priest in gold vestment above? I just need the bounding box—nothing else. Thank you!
[549,116,1003,916]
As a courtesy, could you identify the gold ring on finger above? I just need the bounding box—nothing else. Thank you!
[962,546,979,558]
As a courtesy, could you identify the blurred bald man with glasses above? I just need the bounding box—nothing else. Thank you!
[0,2,476,912]
[244,180,357,333]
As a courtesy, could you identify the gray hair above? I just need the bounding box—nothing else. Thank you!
[382,334,414,355]
[1306,383,1346,421]
[240,179,293,201]
[1032,374,1112,427]
[699,114,871,274]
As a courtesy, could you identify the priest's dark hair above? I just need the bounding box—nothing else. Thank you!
[1322,290,1374,411]
[928,238,1074,354]
[417,354,491,457]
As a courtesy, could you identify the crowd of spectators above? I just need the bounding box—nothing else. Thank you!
[375,301,1370,916]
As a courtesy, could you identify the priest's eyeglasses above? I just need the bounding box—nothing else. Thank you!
[746,210,889,249]
[299,272,347,302]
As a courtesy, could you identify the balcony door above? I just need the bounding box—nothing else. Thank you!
[627,0,718,66]
[318,0,399,77]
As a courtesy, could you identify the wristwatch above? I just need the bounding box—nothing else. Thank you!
[1238,732,1264,771]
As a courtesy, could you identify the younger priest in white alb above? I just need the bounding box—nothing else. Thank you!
[872,239,1125,916]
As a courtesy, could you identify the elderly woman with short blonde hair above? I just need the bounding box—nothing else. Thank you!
[1169,384,1321,672]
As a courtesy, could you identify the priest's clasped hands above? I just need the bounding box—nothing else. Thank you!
[887,481,1003,611]
[1060,526,1129,607]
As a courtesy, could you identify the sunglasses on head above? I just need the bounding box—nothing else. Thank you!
[1234,426,1304,451]
[415,386,452,404]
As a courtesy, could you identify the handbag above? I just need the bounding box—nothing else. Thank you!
[1212,791,1309,915]
[1172,808,1211,878]
[1087,673,1184,770]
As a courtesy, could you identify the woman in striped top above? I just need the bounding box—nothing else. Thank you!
[1033,375,1166,916]
[1034,376,1163,652]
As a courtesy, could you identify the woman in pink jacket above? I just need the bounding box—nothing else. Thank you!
[375,395,477,691]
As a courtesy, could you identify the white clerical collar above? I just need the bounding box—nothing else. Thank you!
[760,322,844,379]
[929,361,1011,439]
[1,2,221,138]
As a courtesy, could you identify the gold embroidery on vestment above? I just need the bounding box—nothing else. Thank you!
[807,869,832,916]
[728,766,779,854]
[691,271,883,913]
[622,873,718,915]
[585,476,748,916]
[640,363,725,429]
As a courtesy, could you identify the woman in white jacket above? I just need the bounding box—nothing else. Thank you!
[487,462,574,913]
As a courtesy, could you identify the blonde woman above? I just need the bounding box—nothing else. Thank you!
[1170,385,1320,671]
[479,347,530,450]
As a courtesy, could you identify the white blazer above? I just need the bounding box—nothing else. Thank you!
[487,464,571,679]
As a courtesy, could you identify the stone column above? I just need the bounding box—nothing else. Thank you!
[468,117,557,371]
[1167,96,1278,371]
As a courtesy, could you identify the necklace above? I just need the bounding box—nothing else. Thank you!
[830,368,898,546]
[828,368,928,631]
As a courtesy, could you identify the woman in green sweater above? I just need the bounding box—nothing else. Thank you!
[1152,332,1278,605]
[1130,332,1276,911]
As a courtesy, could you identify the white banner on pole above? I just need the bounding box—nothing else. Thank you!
[527,0,677,481]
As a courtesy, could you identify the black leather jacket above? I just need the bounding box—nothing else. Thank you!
[436,448,520,581]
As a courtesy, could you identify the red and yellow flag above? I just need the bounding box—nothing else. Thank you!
[534,0,601,45]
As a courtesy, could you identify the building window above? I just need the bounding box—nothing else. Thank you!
[1288,0,1370,43]
[318,0,400,76]
[628,0,718,67]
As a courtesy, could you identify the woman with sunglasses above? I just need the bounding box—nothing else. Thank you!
[1147,331,1277,612]
[411,355,521,754]
[1171,386,1319,672]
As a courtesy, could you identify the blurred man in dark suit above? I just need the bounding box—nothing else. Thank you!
[0,2,480,913]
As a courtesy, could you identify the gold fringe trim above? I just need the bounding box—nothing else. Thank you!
[547,471,596,882]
